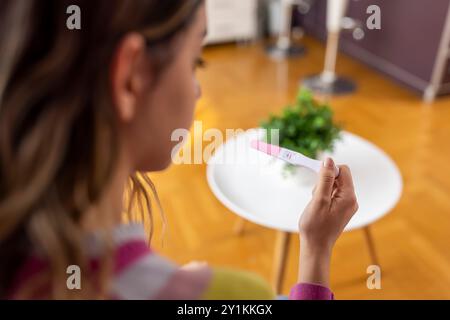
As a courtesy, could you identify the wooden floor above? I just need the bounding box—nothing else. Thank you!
[144,37,450,299]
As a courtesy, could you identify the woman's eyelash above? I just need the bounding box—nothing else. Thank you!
[195,57,207,69]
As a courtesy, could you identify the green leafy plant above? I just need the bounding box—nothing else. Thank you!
[260,88,342,171]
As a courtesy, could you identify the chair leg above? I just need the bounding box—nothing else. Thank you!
[233,218,247,236]
[363,226,379,266]
[273,231,291,294]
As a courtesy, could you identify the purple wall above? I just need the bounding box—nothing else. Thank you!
[301,0,450,94]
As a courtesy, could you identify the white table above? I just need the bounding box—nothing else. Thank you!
[207,129,403,292]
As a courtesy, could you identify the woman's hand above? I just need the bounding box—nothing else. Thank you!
[297,158,359,287]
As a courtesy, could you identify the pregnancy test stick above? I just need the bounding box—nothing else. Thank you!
[251,140,340,177]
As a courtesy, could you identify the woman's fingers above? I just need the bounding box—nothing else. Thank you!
[181,261,208,271]
[335,165,355,192]
[333,165,359,215]
[315,158,337,201]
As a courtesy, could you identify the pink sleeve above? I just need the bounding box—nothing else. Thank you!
[289,283,334,300]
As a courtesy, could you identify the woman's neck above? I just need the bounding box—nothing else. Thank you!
[81,147,133,233]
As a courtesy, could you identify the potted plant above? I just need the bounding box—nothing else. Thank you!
[260,88,342,183]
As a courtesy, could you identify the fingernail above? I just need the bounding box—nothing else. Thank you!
[324,157,334,169]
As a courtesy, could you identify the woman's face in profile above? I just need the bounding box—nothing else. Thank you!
[116,3,207,172]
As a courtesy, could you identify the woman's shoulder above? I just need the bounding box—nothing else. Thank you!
[8,223,178,299]
[112,225,274,300]
[9,223,276,300]
[106,223,180,299]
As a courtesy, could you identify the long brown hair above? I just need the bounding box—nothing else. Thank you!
[0,0,203,299]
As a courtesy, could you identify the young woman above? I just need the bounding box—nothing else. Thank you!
[0,0,358,299]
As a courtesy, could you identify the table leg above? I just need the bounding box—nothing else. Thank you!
[233,217,247,236]
[363,226,379,266]
[273,231,291,294]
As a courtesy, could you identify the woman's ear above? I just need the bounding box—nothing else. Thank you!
[110,33,147,123]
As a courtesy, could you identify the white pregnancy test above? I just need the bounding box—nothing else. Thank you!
[251,140,340,177]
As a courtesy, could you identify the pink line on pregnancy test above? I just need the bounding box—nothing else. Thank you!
[250,140,281,157]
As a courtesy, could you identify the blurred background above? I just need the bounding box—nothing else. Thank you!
[147,0,450,299]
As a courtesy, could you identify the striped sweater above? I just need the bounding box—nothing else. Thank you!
[8,223,334,300]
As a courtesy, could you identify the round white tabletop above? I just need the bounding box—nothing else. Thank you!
[207,129,403,233]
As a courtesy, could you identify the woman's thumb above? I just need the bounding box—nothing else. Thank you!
[315,158,337,199]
